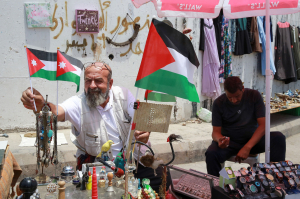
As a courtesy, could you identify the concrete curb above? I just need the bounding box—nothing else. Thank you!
[1,112,299,179]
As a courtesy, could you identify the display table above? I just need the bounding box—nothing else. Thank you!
[37,179,200,199]
[211,186,282,199]
[270,103,300,114]
[37,182,127,198]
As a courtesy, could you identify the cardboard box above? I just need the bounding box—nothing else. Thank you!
[0,141,8,177]
[219,167,236,189]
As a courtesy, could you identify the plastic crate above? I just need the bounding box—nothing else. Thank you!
[281,107,300,116]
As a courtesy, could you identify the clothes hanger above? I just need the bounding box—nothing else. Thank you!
[280,15,287,23]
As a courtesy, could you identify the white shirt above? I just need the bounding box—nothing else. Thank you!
[59,89,135,158]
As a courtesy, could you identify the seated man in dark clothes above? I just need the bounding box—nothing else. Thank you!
[205,76,286,177]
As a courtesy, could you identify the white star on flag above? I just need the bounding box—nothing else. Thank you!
[31,59,37,66]
[59,61,66,69]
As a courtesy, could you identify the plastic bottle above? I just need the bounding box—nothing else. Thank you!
[92,167,98,199]
[86,174,92,190]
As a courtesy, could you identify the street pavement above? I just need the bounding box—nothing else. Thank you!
[1,112,300,180]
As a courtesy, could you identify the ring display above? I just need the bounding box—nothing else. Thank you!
[234,170,241,177]
[249,184,258,193]
[261,179,269,187]
[275,162,282,168]
[286,160,293,166]
[249,175,255,182]
[280,161,288,167]
[239,177,246,184]
[218,161,300,199]
[255,181,261,187]
[227,169,233,175]
[285,167,291,172]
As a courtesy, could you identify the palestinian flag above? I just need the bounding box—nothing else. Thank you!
[135,19,200,102]
[145,90,176,102]
[26,48,57,81]
[56,50,84,92]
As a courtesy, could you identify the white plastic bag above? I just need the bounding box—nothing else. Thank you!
[196,107,212,123]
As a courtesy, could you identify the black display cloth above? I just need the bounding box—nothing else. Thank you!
[211,186,281,199]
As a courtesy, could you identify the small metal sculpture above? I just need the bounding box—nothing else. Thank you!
[61,165,75,176]
[96,157,124,178]
[106,172,114,192]
[80,165,89,190]
[98,166,106,188]
[140,134,183,171]
[35,95,58,182]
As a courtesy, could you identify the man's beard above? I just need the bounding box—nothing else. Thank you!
[85,86,109,108]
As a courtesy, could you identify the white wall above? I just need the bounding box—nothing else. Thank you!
[1,0,300,132]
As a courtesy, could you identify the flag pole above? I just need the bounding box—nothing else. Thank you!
[55,47,60,177]
[56,81,59,115]
[125,88,140,152]
[24,46,37,112]
[56,48,60,116]
[124,88,139,198]
[265,0,271,163]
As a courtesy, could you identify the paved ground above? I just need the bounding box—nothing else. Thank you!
[1,112,300,180]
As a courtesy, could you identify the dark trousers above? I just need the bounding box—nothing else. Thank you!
[134,162,171,193]
[205,131,286,177]
[76,154,96,171]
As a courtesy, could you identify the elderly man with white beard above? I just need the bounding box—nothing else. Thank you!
[21,62,171,192]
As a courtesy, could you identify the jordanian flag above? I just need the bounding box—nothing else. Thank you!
[56,50,84,92]
[26,48,83,92]
[135,19,200,102]
[145,90,176,102]
[26,48,57,81]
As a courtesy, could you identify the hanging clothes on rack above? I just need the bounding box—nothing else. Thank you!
[263,16,273,42]
[219,15,232,83]
[250,17,262,53]
[229,19,236,53]
[213,9,223,61]
[298,27,300,43]
[202,19,221,100]
[274,22,297,84]
[246,17,252,40]
[257,16,276,76]
[199,18,205,51]
[234,18,252,55]
[290,26,300,79]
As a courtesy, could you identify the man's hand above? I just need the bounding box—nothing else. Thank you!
[218,136,230,149]
[235,146,251,163]
[134,131,150,144]
[21,87,45,112]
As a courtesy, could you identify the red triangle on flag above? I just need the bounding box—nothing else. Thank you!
[135,23,175,81]
[56,50,77,77]
[26,48,45,76]
[145,90,153,100]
